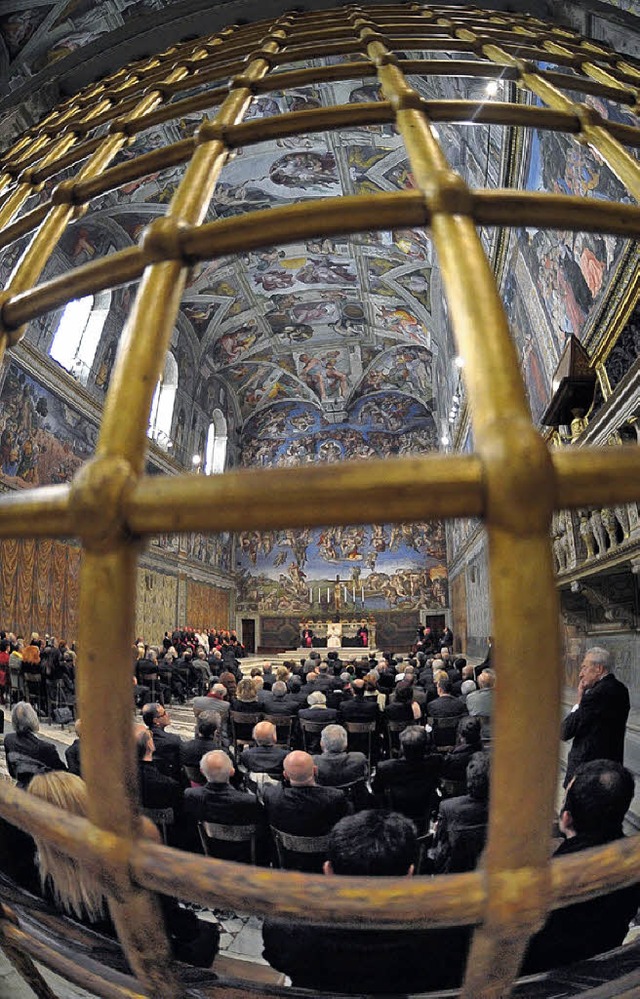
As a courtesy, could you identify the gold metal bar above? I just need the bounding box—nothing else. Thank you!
[77,543,178,999]
[472,190,640,236]
[477,42,640,213]
[125,453,484,534]
[0,924,145,999]
[0,134,77,231]
[3,247,144,330]
[357,18,561,998]
[553,446,640,509]
[0,485,73,538]
[184,191,427,258]
[3,185,638,335]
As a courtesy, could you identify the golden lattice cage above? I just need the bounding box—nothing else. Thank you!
[0,4,639,998]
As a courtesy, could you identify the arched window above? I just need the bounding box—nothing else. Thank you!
[49,291,111,385]
[204,408,228,474]
[148,352,178,449]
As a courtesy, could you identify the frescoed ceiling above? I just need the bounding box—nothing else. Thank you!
[33,64,512,456]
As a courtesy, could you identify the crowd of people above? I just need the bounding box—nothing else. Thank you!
[0,632,637,992]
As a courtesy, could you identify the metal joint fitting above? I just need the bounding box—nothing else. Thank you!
[428,173,473,216]
[140,217,191,263]
[0,292,25,347]
[196,120,228,146]
[68,456,139,552]
[51,179,78,205]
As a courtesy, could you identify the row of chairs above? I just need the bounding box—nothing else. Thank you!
[230,712,409,764]
[230,711,491,762]
[7,670,75,724]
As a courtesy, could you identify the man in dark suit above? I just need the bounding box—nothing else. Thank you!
[313,725,372,808]
[338,679,378,723]
[180,711,223,771]
[561,647,630,786]
[241,721,288,778]
[142,702,182,782]
[432,751,490,873]
[298,692,338,753]
[183,749,263,860]
[372,725,441,829]
[427,675,467,748]
[137,726,183,813]
[523,759,640,974]
[262,680,299,717]
[263,750,349,843]
[3,701,66,787]
[262,809,471,993]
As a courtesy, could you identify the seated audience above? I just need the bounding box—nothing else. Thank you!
[383,682,422,724]
[262,680,298,717]
[428,675,467,748]
[262,810,471,993]
[432,751,490,873]
[298,691,338,753]
[231,678,261,714]
[180,711,223,771]
[3,701,66,787]
[136,726,183,824]
[313,724,369,798]
[27,771,218,967]
[522,759,640,973]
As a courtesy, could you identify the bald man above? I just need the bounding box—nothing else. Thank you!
[183,749,262,860]
[241,721,288,778]
[262,750,350,870]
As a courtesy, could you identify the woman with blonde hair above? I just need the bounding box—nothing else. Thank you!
[232,677,260,713]
[28,771,106,922]
[27,771,219,965]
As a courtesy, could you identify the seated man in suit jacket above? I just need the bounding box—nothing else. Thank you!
[184,750,264,861]
[142,702,182,783]
[373,725,441,829]
[523,759,640,974]
[432,751,490,874]
[262,810,471,993]
[3,701,66,787]
[263,750,349,869]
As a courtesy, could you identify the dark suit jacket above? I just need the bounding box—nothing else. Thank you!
[183,782,260,825]
[180,736,220,770]
[298,707,338,753]
[338,698,378,724]
[241,744,287,776]
[522,832,640,973]
[372,755,442,822]
[151,727,182,782]
[561,673,630,783]
[261,692,299,716]
[313,751,368,787]
[262,917,471,993]
[262,783,348,837]
[65,739,81,776]
[138,761,183,813]
[183,782,262,861]
[432,794,488,873]
[3,731,66,785]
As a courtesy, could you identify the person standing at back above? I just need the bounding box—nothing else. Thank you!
[561,647,630,786]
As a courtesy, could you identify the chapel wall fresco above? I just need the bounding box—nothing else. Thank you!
[0,537,80,641]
